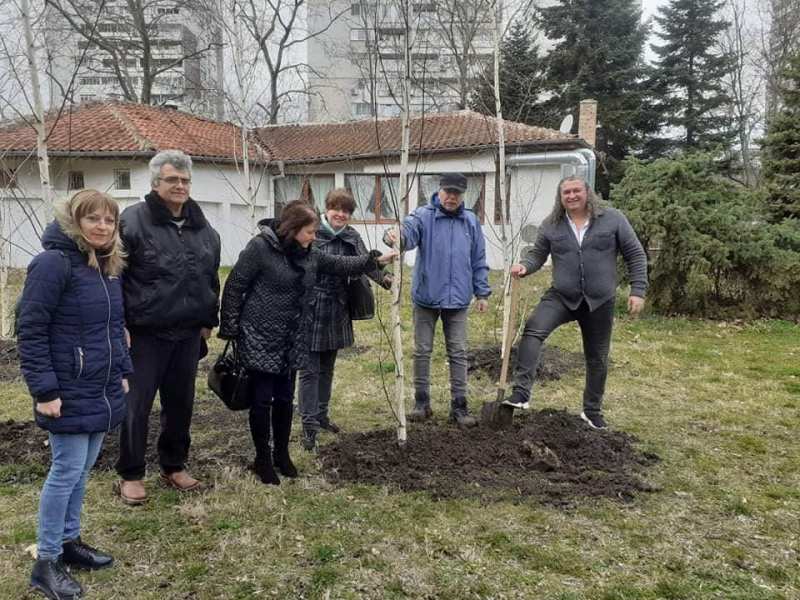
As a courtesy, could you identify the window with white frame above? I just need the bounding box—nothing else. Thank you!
[350,28,368,41]
[417,173,485,222]
[345,174,402,223]
[352,102,372,117]
[114,169,131,190]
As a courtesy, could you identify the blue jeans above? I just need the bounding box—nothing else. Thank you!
[37,431,105,560]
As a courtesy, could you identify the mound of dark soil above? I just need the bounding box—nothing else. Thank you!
[0,339,20,382]
[1,400,660,507]
[319,409,660,506]
[468,345,585,383]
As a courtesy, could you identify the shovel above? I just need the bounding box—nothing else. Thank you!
[480,275,520,430]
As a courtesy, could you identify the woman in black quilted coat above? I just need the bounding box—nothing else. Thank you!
[298,189,391,451]
[219,200,395,485]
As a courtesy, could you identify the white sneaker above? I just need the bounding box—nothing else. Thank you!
[502,398,530,410]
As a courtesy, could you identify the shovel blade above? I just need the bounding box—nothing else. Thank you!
[480,401,515,430]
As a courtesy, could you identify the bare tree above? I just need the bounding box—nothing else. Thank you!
[434,0,495,110]
[719,0,763,186]
[756,0,800,119]
[45,0,221,108]
[234,0,348,124]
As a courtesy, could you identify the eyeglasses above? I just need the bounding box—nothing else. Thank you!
[159,176,192,186]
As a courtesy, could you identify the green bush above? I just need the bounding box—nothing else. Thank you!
[612,153,800,318]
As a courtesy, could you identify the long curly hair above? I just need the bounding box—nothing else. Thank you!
[544,176,601,225]
[55,189,126,276]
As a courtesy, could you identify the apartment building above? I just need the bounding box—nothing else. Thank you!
[305,0,496,122]
[44,0,221,117]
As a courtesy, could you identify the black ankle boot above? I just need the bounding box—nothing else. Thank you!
[30,558,83,599]
[251,453,280,485]
[409,391,433,422]
[272,402,298,478]
[449,396,477,428]
[62,537,113,570]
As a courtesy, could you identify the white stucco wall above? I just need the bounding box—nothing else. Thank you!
[275,151,565,270]
[3,149,578,270]
[1,156,271,268]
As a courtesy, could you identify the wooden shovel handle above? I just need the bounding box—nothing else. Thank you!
[498,276,520,389]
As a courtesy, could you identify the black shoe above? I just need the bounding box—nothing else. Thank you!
[408,392,433,422]
[318,418,341,434]
[30,558,83,599]
[301,428,318,452]
[62,537,113,570]
[251,455,280,485]
[449,397,477,428]
[581,411,608,430]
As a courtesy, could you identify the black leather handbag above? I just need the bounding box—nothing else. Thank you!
[347,274,375,320]
[207,341,251,411]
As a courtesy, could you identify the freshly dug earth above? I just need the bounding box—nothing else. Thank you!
[319,409,660,506]
[468,344,585,383]
[2,407,660,506]
[0,339,19,382]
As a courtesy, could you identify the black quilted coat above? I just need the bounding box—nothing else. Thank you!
[219,219,380,374]
[309,225,389,352]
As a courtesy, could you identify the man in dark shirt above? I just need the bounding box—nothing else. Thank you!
[503,176,647,429]
[115,150,221,504]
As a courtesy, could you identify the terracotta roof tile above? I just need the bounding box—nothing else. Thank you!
[0,101,265,163]
[255,110,580,164]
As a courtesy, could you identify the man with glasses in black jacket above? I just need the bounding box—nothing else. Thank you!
[115,150,221,505]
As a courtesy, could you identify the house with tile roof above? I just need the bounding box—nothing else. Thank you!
[0,101,270,266]
[1,100,597,269]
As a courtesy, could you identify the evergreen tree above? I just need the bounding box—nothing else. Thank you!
[761,53,800,222]
[536,0,658,197]
[649,0,734,154]
[470,21,550,126]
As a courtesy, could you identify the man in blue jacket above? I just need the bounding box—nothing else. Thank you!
[384,173,491,427]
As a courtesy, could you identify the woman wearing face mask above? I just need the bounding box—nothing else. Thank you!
[219,199,396,485]
[297,188,392,451]
[17,190,131,599]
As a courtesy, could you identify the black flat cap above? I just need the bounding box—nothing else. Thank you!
[439,173,468,193]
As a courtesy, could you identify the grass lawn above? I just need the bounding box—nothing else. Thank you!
[0,269,798,599]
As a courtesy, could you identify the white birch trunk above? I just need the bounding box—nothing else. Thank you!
[391,0,413,446]
[492,0,513,356]
[0,214,8,339]
[21,0,53,210]
[241,125,256,231]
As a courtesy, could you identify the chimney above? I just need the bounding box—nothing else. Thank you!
[578,99,598,147]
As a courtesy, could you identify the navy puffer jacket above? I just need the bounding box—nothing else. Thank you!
[17,220,133,434]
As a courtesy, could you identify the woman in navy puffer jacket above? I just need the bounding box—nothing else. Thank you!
[17,189,131,600]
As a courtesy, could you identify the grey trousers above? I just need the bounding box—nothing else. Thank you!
[510,291,615,414]
[298,350,338,430]
[413,305,469,400]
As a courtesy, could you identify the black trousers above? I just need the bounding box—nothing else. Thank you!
[248,371,295,458]
[510,291,615,414]
[116,333,201,480]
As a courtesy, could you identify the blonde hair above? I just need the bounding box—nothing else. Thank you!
[56,189,126,276]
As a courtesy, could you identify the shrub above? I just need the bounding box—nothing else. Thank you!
[612,153,800,318]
